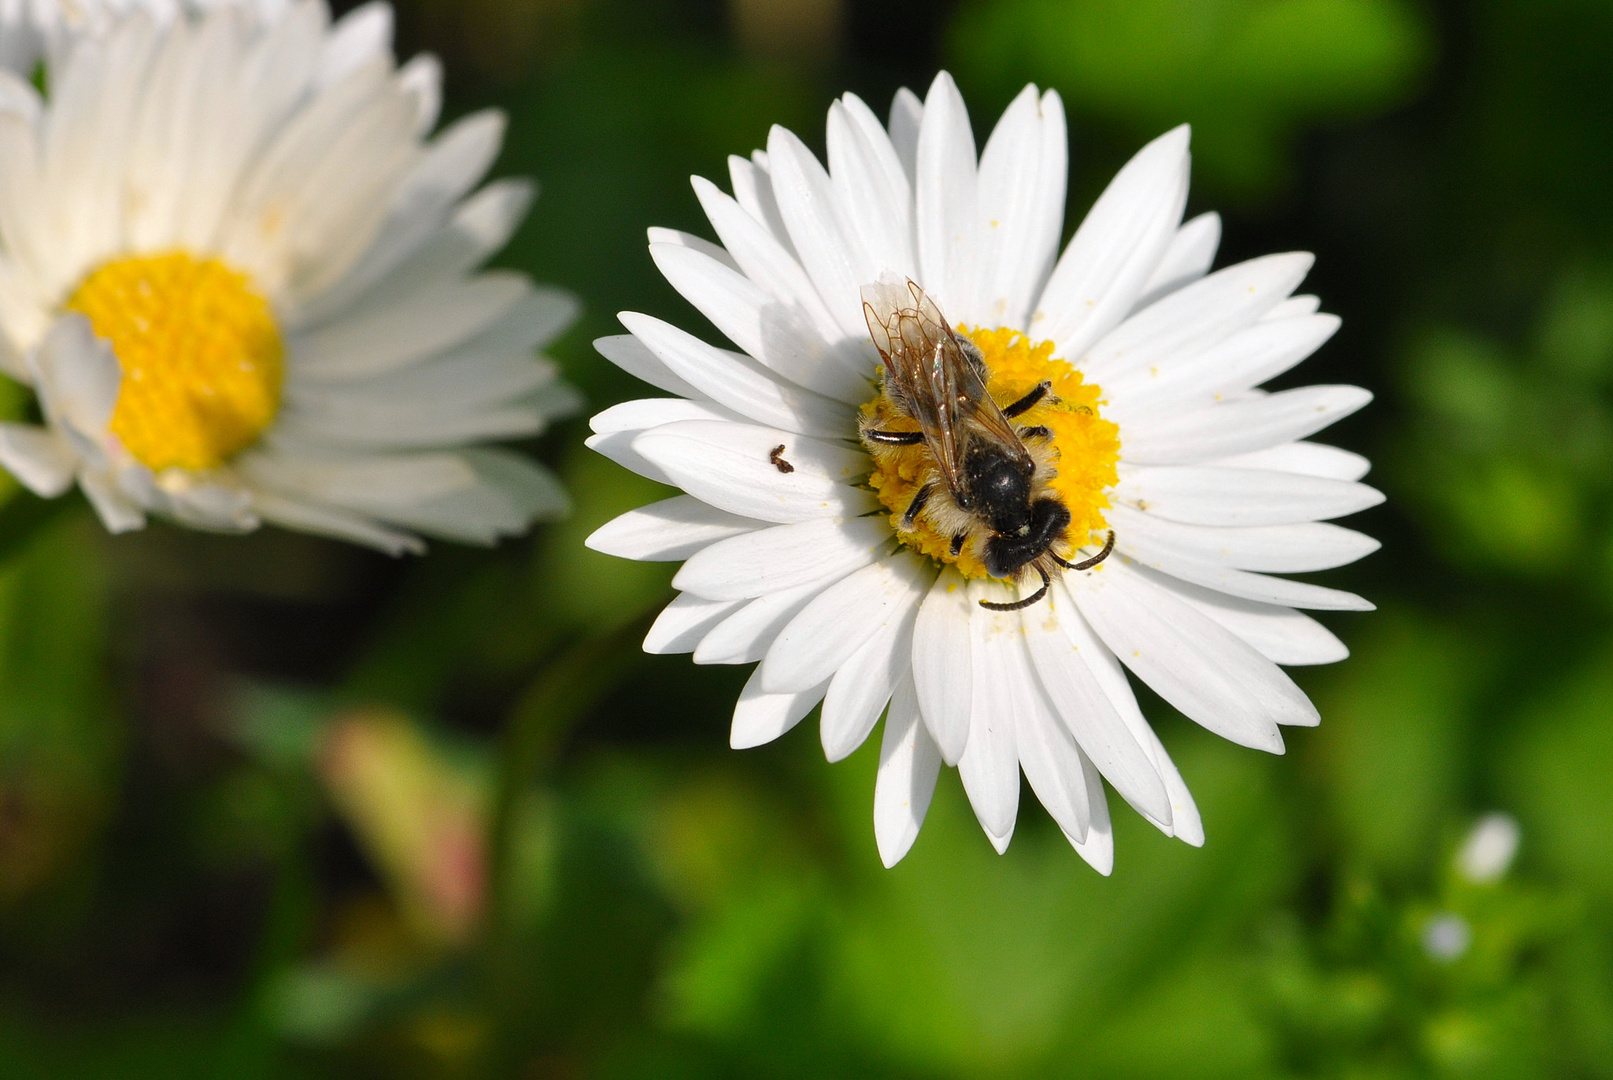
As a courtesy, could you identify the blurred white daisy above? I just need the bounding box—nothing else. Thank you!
[587,72,1379,871]
[0,0,580,552]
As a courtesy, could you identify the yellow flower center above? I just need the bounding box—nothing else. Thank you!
[864,326,1121,579]
[66,252,284,473]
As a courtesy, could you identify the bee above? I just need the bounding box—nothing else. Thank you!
[860,279,1115,612]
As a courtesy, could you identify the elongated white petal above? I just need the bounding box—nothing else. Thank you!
[974,84,1063,330]
[730,665,827,749]
[1053,580,1202,844]
[633,420,875,525]
[761,553,931,694]
[1212,441,1371,482]
[888,87,923,183]
[1132,554,1374,611]
[594,334,705,401]
[914,71,978,321]
[911,565,974,765]
[1072,561,1319,751]
[619,311,851,437]
[691,174,842,344]
[766,123,873,339]
[0,422,76,496]
[1031,125,1189,360]
[874,673,941,867]
[827,94,915,285]
[1110,506,1381,573]
[1121,385,1373,465]
[1104,313,1340,419]
[673,515,888,601]
[1134,211,1220,310]
[1067,751,1114,875]
[586,496,761,563]
[693,579,824,666]
[644,592,745,655]
[821,607,915,763]
[1084,252,1313,385]
[728,152,796,256]
[1005,620,1093,843]
[647,243,869,403]
[1025,586,1170,822]
[957,579,1022,848]
[1139,567,1348,666]
[1113,465,1383,526]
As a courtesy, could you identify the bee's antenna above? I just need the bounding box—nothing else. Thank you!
[980,566,1051,612]
[1053,530,1116,573]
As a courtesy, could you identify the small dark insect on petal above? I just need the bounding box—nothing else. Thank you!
[769,445,795,474]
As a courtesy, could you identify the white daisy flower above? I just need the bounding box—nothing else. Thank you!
[586,73,1380,871]
[0,0,580,553]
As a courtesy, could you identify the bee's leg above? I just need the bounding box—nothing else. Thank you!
[903,483,935,527]
[950,532,967,557]
[980,566,1051,611]
[1053,530,1116,572]
[1018,425,1053,441]
[1003,381,1052,418]
[865,429,925,445]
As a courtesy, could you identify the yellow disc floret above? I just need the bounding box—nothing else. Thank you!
[864,326,1120,579]
[66,252,284,473]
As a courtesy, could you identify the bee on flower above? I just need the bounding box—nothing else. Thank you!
[587,73,1380,870]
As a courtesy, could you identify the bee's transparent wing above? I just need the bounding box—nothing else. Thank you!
[862,279,1030,502]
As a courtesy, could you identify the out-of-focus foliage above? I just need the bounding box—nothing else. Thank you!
[0,0,1609,1078]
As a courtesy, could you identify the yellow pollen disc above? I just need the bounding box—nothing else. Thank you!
[66,252,284,473]
[864,326,1121,580]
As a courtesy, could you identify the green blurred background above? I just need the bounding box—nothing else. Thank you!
[1,0,1610,1075]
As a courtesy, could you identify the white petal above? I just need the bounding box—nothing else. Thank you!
[765,123,872,337]
[733,150,798,250]
[644,592,745,655]
[646,225,739,271]
[1103,313,1340,420]
[647,242,869,403]
[760,553,930,694]
[914,71,978,321]
[1125,554,1373,611]
[1140,567,1348,666]
[1067,751,1114,875]
[888,87,922,183]
[957,579,1021,847]
[594,334,704,401]
[1024,586,1171,822]
[618,312,851,437]
[33,314,119,436]
[1030,125,1189,360]
[632,419,875,525]
[585,495,762,562]
[317,1,392,89]
[1212,441,1371,482]
[1110,505,1380,573]
[693,579,824,666]
[1113,465,1383,526]
[821,606,916,763]
[974,84,1064,331]
[827,94,915,284]
[1056,587,1202,845]
[0,422,75,496]
[673,515,888,601]
[874,673,941,867]
[79,468,147,533]
[1072,561,1319,751]
[1083,252,1314,386]
[1120,385,1373,465]
[730,665,826,750]
[911,565,973,766]
[586,398,736,485]
[252,491,422,555]
[692,174,841,343]
[1134,211,1221,310]
[1000,612,1093,842]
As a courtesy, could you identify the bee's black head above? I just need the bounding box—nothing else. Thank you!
[963,444,1034,535]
